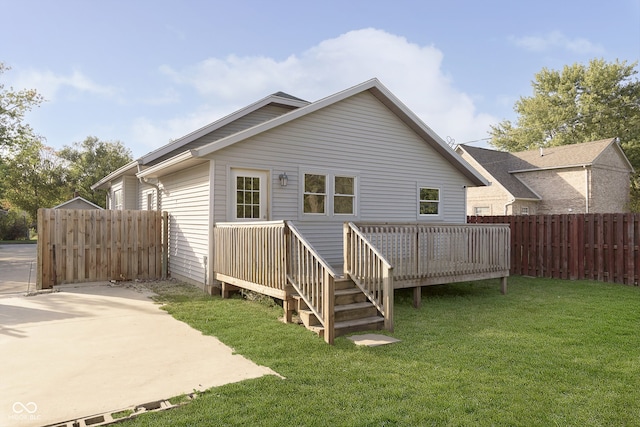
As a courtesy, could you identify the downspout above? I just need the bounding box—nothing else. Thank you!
[136,163,162,211]
[584,165,589,213]
[504,197,515,215]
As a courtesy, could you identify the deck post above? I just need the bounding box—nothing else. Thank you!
[343,222,351,278]
[283,296,294,323]
[383,268,394,332]
[500,276,508,295]
[413,286,421,309]
[323,270,335,345]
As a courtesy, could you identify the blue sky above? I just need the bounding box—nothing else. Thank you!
[2,0,639,157]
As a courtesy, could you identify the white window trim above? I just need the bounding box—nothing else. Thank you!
[417,185,441,219]
[113,188,123,210]
[299,168,359,221]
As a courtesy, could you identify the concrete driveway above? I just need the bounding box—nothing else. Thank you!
[0,282,280,427]
[0,244,38,295]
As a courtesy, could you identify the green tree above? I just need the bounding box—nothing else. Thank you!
[3,134,67,220]
[0,63,44,149]
[490,59,640,209]
[58,136,133,207]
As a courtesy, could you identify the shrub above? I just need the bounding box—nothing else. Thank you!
[0,209,30,240]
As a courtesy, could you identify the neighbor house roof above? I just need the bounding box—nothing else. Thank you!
[457,138,633,200]
[457,145,540,200]
[52,196,104,210]
[506,138,633,172]
[138,78,488,186]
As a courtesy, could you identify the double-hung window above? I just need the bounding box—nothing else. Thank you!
[302,172,357,217]
[113,189,123,210]
[419,187,439,216]
[303,174,327,214]
[334,176,355,215]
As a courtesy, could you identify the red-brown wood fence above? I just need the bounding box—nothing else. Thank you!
[468,214,640,285]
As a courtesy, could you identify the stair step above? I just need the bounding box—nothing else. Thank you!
[335,288,367,305]
[334,278,357,290]
[299,309,321,327]
[335,316,385,337]
[334,301,379,322]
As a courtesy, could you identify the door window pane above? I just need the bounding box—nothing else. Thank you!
[236,176,261,219]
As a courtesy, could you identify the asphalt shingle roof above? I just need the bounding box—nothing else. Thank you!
[460,138,618,200]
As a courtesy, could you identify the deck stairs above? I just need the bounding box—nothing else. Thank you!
[292,276,384,338]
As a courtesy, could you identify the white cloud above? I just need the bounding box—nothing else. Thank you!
[509,31,605,54]
[11,68,120,101]
[139,28,498,151]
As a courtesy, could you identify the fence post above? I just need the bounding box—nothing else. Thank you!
[162,211,169,279]
[36,208,45,290]
[343,222,351,277]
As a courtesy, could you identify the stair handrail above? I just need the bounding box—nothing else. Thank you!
[343,222,394,332]
[285,221,337,344]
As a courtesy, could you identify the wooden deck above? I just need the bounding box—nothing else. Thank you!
[213,221,510,343]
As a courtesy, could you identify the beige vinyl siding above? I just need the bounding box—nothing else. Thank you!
[138,181,159,210]
[209,91,472,266]
[148,105,296,165]
[123,176,138,210]
[161,163,210,284]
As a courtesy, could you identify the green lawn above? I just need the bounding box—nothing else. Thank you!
[123,277,640,426]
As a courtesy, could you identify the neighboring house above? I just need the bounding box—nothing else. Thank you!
[52,196,104,210]
[456,138,634,216]
[93,79,487,287]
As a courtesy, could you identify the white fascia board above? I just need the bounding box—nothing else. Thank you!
[193,78,487,186]
[194,79,382,158]
[91,160,139,190]
[136,150,205,179]
[140,94,309,165]
[368,84,488,187]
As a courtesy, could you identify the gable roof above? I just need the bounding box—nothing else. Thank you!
[507,138,633,172]
[91,160,139,190]
[140,92,310,166]
[52,196,104,210]
[457,145,540,200]
[138,78,487,186]
[457,138,634,200]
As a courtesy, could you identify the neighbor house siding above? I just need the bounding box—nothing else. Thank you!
[161,163,210,284]
[458,153,512,216]
[515,168,586,214]
[466,182,512,216]
[209,91,473,266]
[590,165,631,213]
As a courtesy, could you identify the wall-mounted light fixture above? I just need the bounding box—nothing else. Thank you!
[279,172,288,187]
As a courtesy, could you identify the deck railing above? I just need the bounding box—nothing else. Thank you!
[213,221,288,298]
[213,221,336,344]
[354,222,510,289]
[343,222,394,331]
[286,221,336,344]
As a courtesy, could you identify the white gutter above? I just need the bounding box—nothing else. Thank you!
[136,150,198,179]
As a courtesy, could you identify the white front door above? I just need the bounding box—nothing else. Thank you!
[231,169,268,221]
